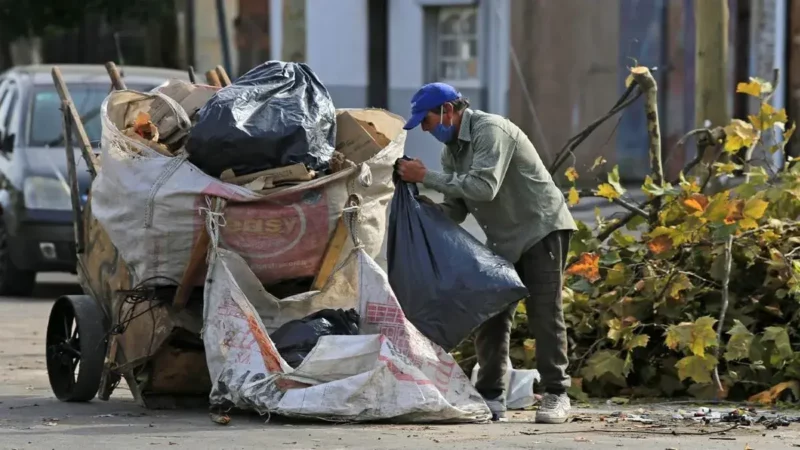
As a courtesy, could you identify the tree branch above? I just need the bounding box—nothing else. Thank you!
[630,67,663,224]
[576,189,648,218]
[549,87,643,175]
[713,235,733,395]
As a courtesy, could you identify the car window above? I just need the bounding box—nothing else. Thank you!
[3,87,17,130]
[28,82,156,147]
[0,80,17,136]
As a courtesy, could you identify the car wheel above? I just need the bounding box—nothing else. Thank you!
[0,222,37,297]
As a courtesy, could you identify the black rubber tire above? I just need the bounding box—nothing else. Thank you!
[46,295,107,402]
[0,222,36,297]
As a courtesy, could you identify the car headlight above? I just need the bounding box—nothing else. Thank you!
[23,176,72,211]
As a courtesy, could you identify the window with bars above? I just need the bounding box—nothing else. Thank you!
[429,5,479,83]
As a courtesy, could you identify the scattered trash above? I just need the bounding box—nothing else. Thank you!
[570,415,593,423]
[626,414,654,424]
[608,397,630,405]
[209,411,230,426]
[574,436,592,443]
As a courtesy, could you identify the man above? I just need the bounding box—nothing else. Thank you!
[397,82,577,424]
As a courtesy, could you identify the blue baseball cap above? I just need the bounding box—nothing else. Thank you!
[403,82,462,130]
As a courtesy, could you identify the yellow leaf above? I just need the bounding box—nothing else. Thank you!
[607,318,623,343]
[724,119,758,153]
[688,316,718,357]
[596,183,620,201]
[784,122,797,142]
[566,253,601,283]
[565,167,579,182]
[523,339,536,352]
[748,380,800,405]
[751,102,789,130]
[715,161,742,175]
[675,355,719,384]
[682,193,709,215]
[736,80,762,97]
[705,194,731,223]
[743,197,769,220]
[590,156,607,171]
[568,187,580,206]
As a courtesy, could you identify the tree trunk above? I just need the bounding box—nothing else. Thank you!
[694,0,730,191]
[282,0,305,62]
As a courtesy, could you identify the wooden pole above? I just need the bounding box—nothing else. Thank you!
[51,67,99,177]
[105,62,127,90]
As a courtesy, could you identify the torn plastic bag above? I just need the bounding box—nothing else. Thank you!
[270,308,360,368]
[386,172,529,351]
[186,61,336,177]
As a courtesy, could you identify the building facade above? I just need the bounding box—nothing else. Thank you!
[264,0,510,171]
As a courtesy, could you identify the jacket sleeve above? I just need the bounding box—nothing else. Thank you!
[421,124,516,203]
[435,150,469,224]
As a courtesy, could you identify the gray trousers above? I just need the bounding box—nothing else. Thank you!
[474,230,572,400]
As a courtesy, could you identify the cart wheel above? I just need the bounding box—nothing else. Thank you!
[46,295,107,402]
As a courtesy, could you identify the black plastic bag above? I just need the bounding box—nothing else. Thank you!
[269,308,360,368]
[387,168,529,351]
[186,61,336,177]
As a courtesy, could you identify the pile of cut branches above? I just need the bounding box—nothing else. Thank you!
[453,71,800,405]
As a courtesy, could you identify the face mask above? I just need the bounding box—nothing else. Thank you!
[431,105,456,144]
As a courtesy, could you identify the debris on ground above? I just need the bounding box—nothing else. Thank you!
[209,411,231,426]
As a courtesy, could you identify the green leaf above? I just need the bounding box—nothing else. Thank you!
[762,326,793,365]
[581,350,626,383]
[590,156,607,172]
[676,355,719,384]
[665,323,693,351]
[725,320,754,361]
[626,214,648,231]
[605,263,627,287]
[600,251,622,266]
[625,334,650,351]
[608,165,627,196]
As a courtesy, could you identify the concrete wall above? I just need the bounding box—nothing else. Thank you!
[508,0,621,182]
[194,0,240,75]
[306,0,369,108]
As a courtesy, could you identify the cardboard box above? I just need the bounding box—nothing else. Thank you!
[334,109,404,165]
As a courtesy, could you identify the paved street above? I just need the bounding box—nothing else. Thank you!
[2,274,799,449]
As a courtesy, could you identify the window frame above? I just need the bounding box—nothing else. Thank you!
[424,4,482,88]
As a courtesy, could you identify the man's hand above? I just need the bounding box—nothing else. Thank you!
[397,158,427,183]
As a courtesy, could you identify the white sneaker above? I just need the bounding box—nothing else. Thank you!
[535,393,570,424]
